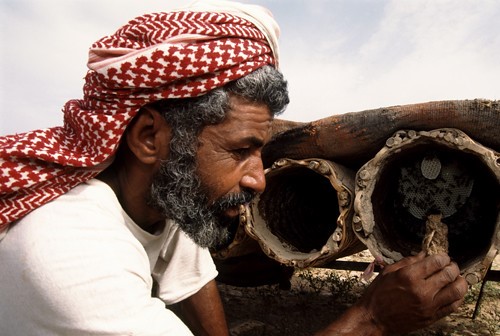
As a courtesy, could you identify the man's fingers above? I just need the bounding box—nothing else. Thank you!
[426,261,461,289]
[382,252,452,279]
[382,252,426,274]
[435,295,466,320]
[400,253,452,279]
[433,275,468,308]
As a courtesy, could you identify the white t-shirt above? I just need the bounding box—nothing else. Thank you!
[0,179,218,335]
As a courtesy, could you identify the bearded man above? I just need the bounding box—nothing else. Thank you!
[0,1,467,335]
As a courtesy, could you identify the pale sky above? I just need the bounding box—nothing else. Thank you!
[1,0,499,135]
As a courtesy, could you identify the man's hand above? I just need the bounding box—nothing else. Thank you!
[316,252,468,336]
[357,252,468,334]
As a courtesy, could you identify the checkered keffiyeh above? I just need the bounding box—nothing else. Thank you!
[0,1,280,229]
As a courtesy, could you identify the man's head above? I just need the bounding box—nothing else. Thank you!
[143,65,289,249]
[0,1,286,231]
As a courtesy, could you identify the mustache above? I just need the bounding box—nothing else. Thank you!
[210,189,256,214]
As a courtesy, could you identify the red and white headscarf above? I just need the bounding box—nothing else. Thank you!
[0,0,280,230]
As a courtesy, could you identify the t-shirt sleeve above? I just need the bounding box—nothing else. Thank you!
[153,222,218,305]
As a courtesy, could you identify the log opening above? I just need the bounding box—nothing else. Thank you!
[354,128,500,284]
[265,166,340,253]
[244,158,365,268]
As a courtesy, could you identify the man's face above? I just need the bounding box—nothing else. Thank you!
[149,95,272,249]
[196,94,271,217]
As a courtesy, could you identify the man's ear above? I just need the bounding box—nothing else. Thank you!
[125,107,171,165]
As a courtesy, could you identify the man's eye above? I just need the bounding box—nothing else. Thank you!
[232,148,251,158]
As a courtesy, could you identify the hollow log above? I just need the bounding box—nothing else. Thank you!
[243,158,366,268]
[353,128,499,285]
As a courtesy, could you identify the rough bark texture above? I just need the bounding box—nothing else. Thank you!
[265,99,500,170]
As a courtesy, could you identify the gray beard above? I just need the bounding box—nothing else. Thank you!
[147,158,255,249]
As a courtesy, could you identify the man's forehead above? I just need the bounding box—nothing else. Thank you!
[200,111,272,148]
[219,109,272,137]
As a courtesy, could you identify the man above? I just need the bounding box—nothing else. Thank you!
[0,1,467,335]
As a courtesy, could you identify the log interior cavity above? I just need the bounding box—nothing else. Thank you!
[258,166,340,253]
[372,142,499,270]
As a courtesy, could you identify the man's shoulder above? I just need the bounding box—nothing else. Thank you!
[9,178,126,241]
[29,178,119,220]
[2,179,146,270]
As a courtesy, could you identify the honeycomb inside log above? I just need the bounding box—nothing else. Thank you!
[371,142,499,269]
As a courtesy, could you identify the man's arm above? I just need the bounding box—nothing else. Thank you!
[169,279,229,336]
[316,252,468,336]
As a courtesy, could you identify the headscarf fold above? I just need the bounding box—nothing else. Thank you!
[0,0,280,229]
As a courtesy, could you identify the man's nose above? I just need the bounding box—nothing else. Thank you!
[240,160,266,194]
